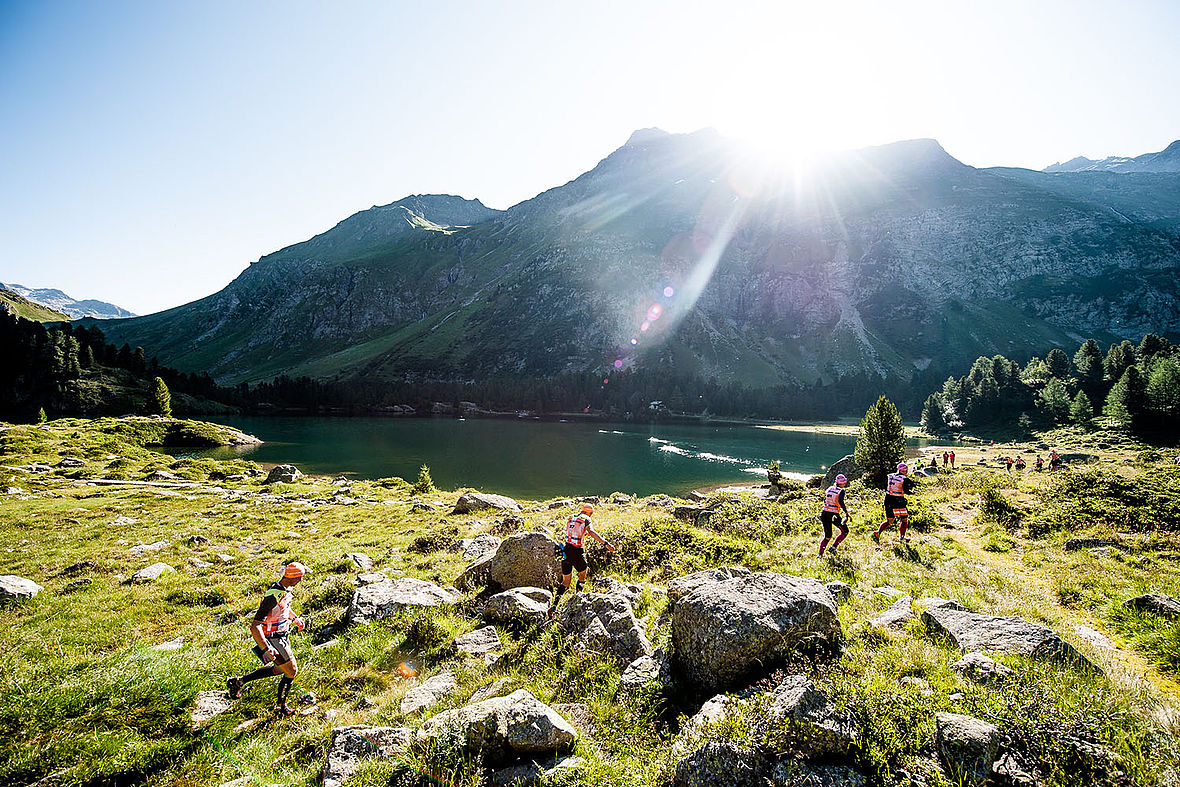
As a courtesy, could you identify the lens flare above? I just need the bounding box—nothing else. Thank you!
[663,286,675,298]
[641,322,649,332]
[647,304,663,321]
[613,359,623,369]
[630,338,638,346]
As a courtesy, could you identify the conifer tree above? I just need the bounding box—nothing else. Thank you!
[855,395,906,486]
[1037,378,1072,423]
[920,393,947,434]
[413,464,436,494]
[1105,365,1147,432]
[1147,357,1180,432]
[37,407,47,424]
[80,344,94,369]
[1069,390,1094,427]
[1045,348,1071,379]
[149,376,172,417]
[1073,338,1106,402]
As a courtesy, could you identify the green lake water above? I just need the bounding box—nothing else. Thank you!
[186,417,861,499]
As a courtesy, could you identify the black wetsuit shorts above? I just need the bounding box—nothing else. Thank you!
[561,544,587,574]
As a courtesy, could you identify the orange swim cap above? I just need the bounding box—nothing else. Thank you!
[581,503,594,515]
[283,562,309,579]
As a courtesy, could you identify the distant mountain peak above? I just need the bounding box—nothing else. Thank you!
[0,282,134,319]
[1043,139,1180,173]
[624,128,670,146]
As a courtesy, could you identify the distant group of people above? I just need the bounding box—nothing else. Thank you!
[998,449,1061,473]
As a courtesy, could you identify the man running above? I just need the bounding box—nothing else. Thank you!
[552,504,615,612]
[227,561,309,716]
[873,462,916,545]
[818,474,851,557]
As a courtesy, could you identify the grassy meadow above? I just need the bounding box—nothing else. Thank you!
[2,417,1179,786]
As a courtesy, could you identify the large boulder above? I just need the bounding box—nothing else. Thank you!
[671,572,841,694]
[823,454,863,487]
[348,578,459,625]
[483,587,552,625]
[454,551,496,591]
[753,675,859,757]
[953,652,1016,684]
[488,532,560,591]
[415,689,576,765]
[490,755,586,787]
[666,566,751,604]
[400,672,459,716]
[935,712,1001,787]
[772,763,868,787]
[451,534,503,562]
[555,592,653,665]
[265,464,302,484]
[871,595,915,630]
[323,726,412,787]
[451,492,522,515]
[454,625,501,657]
[922,606,1098,673]
[0,575,44,599]
[1124,593,1180,620]
[345,552,374,571]
[619,647,674,695]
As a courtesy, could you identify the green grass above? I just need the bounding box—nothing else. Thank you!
[1,418,1179,785]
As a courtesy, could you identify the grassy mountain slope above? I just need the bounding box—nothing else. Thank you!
[0,288,70,322]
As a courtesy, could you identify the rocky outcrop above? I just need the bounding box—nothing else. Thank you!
[0,575,44,599]
[1124,593,1180,620]
[190,690,234,725]
[482,587,552,626]
[619,647,673,695]
[935,712,1001,787]
[872,595,915,630]
[348,578,458,625]
[753,675,859,756]
[672,741,770,787]
[454,625,501,657]
[822,454,863,487]
[489,755,586,787]
[953,652,1016,684]
[451,492,521,515]
[129,540,170,557]
[487,532,560,591]
[671,572,840,694]
[345,552,374,571]
[323,726,412,787]
[555,592,653,665]
[772,763,868,787]
[265,464,302,484]
[454,552,496,591]
[451,534,502,562]
[415,689,576,765]
[922,605,1097,673]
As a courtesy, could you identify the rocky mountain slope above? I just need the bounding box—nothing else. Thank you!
[90,131,1180,390]
[1,282,135,319]
[1044,139,1180,173]
[0,287,71,322]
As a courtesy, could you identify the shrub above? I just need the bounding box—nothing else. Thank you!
[413,464,436,495]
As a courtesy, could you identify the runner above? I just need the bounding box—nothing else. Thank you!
[873,462,916,545]
[1035,455,1044,472]
[818,474,851,557]
[1005,456,1014,473]
[942,451,949,468]
[227,561,309,716]
[550,504,615,616]
[1014,455,1026,472]
[949,450,956,469]
[1048,450,1061,473]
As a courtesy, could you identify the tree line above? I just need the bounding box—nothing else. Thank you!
[920,334,1180,437]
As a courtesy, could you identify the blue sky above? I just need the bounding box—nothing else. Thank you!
[2,0,1179,315]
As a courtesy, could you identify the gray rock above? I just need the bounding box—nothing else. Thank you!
[923,606,1098,672]
[61,577,92,593]
[953,652,1016,684]
[935,712,1001,787]
[129,540,170,557]
[619,646,673,694]
[265,464,302,484]
[348,578,458,625]
[414,689,576,765]
[672,572,841,694]
[556,592,653,665]
[823,454,863,487]
[645,494,675,507]
[666,565,751,603]
[1073,624,1115,651]
[58,457,85,467]
[147,470,180,481]
[547,499,574,509]
[899,676,934,696]
[754,675,859,756]
[991,751,1040,787]
[594,576,643,607]
[874,585,905,599]
[0,574,44,599]
[488,532,560,591]
[4,486,23,495]
[400,671,459,716]
[451,492,521,515]
[153,636,185,652]
[915,597,966,611]
[772,762,868,787]
[611,494,633,504]
[872,595,915,630]
[672,741,770,787]
[345,552,374,571]
[455,534,502,562]
[323,726,412,787]
[454,625,501,656]
[490,755,586,787]
[483,587,552,625]
[1124,593,1180,620]
[130,562,174,584]
[356,572,389,585]
[191,690,235,724]
[824,581,852,604]
[454,551,495,591]
[187,534,210,547]
[1064,537,1121,551]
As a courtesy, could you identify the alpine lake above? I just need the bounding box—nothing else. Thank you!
[164,416,943,499]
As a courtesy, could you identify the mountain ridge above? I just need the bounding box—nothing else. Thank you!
[2,282,134,320]
[1044,139,1180,173]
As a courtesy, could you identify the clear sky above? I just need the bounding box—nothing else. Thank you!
[2,0,1178,316]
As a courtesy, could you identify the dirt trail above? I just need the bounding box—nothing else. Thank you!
[936,502,1180,718]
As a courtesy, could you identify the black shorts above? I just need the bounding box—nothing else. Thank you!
[266,633,294,665]
[561,545,587,574]
[884,494,908,518]
[819,511,847,539]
